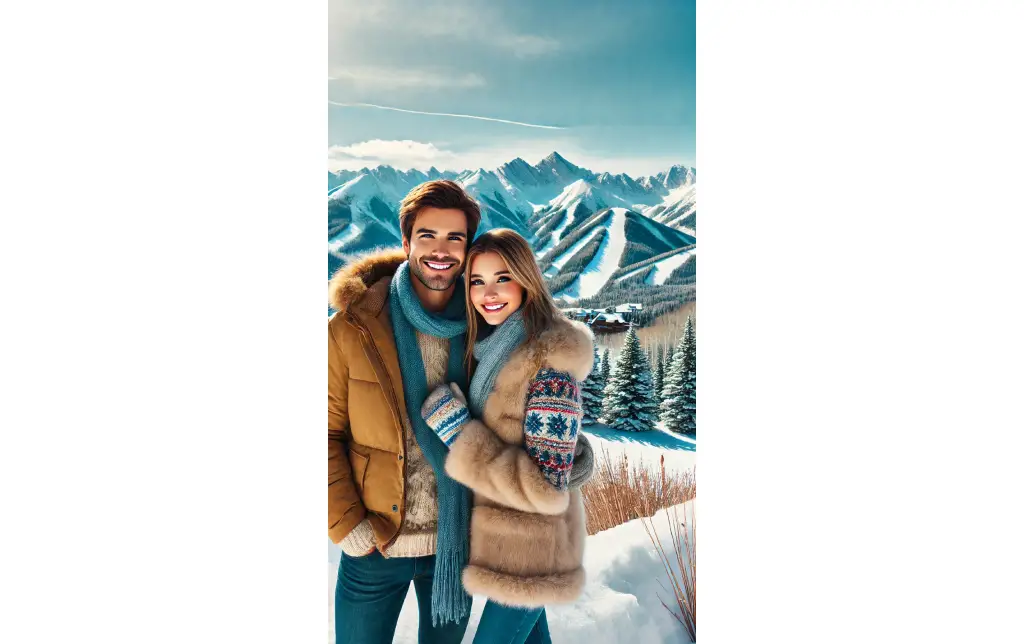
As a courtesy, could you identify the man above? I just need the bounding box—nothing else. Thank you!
[329,180,479,644]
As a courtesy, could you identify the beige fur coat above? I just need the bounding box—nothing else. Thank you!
[445,317,595,607]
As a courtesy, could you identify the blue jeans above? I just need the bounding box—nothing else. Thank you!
[335,551,471,644]
[472,601,552,644]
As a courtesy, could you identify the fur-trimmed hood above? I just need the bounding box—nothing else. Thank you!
[328,248,407,314]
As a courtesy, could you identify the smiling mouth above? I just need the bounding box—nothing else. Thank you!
[482,303,508,312]
[424,260,456,271]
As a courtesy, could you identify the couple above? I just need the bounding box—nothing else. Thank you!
[328,179,596,644]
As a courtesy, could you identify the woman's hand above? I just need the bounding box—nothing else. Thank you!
[421,384,470,447]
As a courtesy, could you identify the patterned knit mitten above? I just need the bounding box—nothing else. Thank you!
[524,368,582,491]
[421,384,470,447]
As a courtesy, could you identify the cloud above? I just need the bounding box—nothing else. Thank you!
[328,140,458,171]
[413,11,561,58]
[491,33,561,58]
[329,0,561,58]
[328,101,563,130]
[328,66,485,90]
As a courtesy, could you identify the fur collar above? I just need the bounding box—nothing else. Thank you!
[328,248,407,313]
[512,317,595,384]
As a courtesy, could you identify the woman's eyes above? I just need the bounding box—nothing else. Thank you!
[470,277,511,287]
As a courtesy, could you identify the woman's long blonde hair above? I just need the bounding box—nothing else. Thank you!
[464,228,565,374]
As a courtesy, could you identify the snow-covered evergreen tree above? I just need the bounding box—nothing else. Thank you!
[654,347,665,404]
[601,326,659,432]
[679,317,696,434]
[661,315,696,435]
[600,348,611,384]
[580,342,605,425]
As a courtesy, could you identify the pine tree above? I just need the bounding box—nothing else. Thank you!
[580,343,605,426]
[654,347,665,403]
[600,348,611,384]
[679,317,696,434]
[601,326,659,432]
[661,315,696,434]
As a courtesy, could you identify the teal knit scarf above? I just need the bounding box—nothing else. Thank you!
[468,308,527,419]
[388,261,472,626]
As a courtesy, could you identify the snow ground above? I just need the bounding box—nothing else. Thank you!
[328,424,695,644]
[584,422,696,475]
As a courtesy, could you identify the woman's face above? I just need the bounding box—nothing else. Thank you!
[468,251,525,326]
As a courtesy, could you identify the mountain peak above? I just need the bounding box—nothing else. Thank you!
[540,151,573,166]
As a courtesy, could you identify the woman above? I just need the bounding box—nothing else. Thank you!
[420,228,596,644]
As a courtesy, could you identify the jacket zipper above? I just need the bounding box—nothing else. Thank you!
[346,312,408,555]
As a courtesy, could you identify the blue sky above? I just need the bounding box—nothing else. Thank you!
[328,0,695,177]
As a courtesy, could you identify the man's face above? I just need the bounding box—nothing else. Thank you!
[402,207,470,291]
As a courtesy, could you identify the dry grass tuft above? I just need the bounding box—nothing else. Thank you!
[581,448,695,535]
[642,503,696,641]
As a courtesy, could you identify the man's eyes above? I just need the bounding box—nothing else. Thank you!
[418,234,464,242]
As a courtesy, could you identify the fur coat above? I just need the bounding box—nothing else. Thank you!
[445,317,595,607]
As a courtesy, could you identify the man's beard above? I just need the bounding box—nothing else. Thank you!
[409,256,462,291]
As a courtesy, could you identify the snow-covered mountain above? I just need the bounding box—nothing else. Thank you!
[327,152,697,300]
[538,206,696,303]
[644,183,697,235]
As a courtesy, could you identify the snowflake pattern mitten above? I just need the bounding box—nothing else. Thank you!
[523,368,582,490]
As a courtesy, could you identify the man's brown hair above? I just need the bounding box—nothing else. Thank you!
[398,180,481,243]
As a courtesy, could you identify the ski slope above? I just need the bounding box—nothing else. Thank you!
[552,208,629,302]
[616,247,697,286]
[542,224,606,277]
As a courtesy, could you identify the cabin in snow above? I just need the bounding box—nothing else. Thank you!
[588,312,630,333]
[560,305,638,332]
[612,303,644,314]
[561,308,600,323]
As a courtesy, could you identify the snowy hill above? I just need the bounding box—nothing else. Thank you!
[327,426,696,644]
[327,152,697,303]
